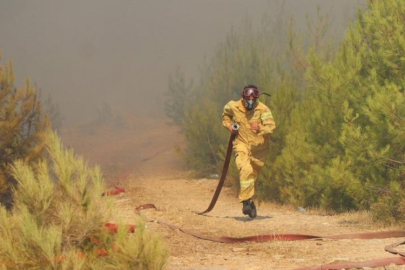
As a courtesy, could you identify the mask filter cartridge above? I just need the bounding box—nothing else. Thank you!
[245,99,255,110]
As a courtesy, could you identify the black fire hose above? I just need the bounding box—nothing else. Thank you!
[196,123,239,215]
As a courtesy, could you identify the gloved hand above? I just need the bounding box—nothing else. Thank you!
[250,122,260,132]
[227,123,239,134]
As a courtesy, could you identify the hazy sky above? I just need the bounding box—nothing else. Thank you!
[0,0,366,125]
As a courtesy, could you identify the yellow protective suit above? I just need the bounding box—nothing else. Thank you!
[222,99,276,202]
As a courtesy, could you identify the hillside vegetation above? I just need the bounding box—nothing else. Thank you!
[165,0,405,222]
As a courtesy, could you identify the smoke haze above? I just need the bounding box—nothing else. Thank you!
[0,0,366,126]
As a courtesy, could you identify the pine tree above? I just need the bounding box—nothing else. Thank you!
[0,55,50,208]
[164,67,193,126]
[266,0,405,221]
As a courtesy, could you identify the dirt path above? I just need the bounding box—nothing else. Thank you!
[61,117,405,270]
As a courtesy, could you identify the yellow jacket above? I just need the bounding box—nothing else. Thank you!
[222,99,276,152]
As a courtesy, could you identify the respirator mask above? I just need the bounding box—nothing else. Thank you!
[242,87,259,110]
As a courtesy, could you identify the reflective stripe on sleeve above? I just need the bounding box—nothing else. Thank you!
[261,111,273,120]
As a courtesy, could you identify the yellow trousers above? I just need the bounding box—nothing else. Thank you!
[234,143,268,202]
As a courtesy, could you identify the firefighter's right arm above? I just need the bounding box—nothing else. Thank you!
[222,102,235,133]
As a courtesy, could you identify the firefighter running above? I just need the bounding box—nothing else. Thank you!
[222,84,276,218]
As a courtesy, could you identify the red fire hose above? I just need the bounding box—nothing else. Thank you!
[196,123,239,215]
[135,203,405,269]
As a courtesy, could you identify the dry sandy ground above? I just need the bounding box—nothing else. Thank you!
[61,117,405,270]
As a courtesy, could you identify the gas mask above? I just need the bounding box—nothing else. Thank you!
[242,87,259,110]
[244,98,256,110]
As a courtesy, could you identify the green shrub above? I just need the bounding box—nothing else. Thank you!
[0,131,168,269]
[263,0,405,222]
[0,55,50,208]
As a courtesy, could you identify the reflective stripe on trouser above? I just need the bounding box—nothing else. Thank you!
[239,178,255,202]
[235,148,266,202]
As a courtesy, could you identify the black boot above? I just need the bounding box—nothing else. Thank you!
[242,199,257,219]
[242,200,252,215]
[248,200,257,218]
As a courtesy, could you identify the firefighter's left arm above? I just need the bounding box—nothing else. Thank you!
[258,108,276,135]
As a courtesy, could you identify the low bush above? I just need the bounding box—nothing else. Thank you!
[0,132,168,269]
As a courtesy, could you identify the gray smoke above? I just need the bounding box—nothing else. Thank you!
[0,0,366,126]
